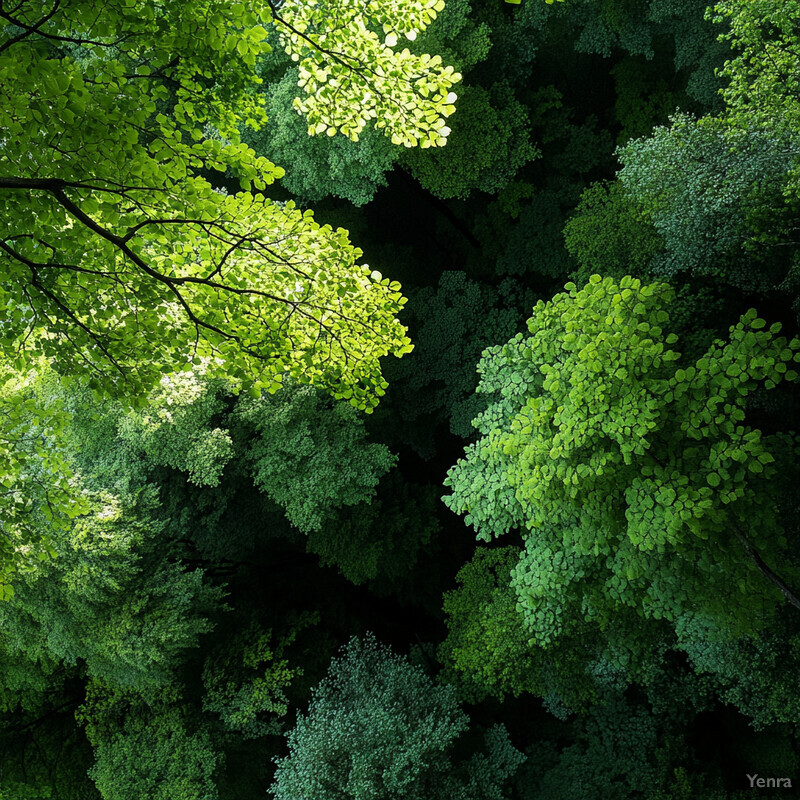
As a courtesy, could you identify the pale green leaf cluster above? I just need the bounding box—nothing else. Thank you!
[276,0,462,146]
[271,634,524,800]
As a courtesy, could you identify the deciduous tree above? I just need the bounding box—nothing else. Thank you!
[444,276,800,658]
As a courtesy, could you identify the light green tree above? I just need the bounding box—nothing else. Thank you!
[444,276,800,658]
[0,0,464,590]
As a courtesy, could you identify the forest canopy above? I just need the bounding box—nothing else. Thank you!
[2,0,800,798]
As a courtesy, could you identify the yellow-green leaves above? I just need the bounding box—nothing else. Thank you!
[0,0,423,414]
[275,0,461,147]
[0,0,448,594]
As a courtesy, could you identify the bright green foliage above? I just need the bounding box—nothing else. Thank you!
[563,181,730,359]
[0,0,467,591]
[114,373,235,488]
[444,276,800,650]
[275,0,461,147]
[0,0,415,408]
[401,84,538,199]
[270,635,524,800]
[712,0,800,133]
[245,0,490,206]
[81,686,221,800]
[0,367,90,598]
[618,114,800,291]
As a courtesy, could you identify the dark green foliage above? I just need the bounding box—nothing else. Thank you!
[564,181,732,357]
[64,374,397,573]
[415,0,492,74]
[401,84,538,200]
[477,88,614,280]
[611,56,688,144]
[380,271,532,455]
[681,625,800,729]
[308,473,439,593]
[569,0,728,108]
[0,490,222,700]
[515,688,733,800]
[202,616,315,740]
[618,114,800,292]
[0,708,98,800]
[81,687,222,800]
[270,635,524,800]
[564,180,662,283]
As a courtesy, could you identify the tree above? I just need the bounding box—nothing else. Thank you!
[242,0,492,207]
[80,686,223,800]
[0,0,466,403]
[246,67,397,206]
[0,487,223,702]
[599,2,800,305]
[58,369,408,580]
[270,634,524,800]
[0,0,466,588]
[617,114,800,292]
[272,0,461,148]
[0,366,90,597]
[444,276,800,661]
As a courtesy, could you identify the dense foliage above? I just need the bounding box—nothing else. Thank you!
[3,0,800,798]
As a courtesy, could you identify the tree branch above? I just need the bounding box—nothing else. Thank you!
[733,523,800,611]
